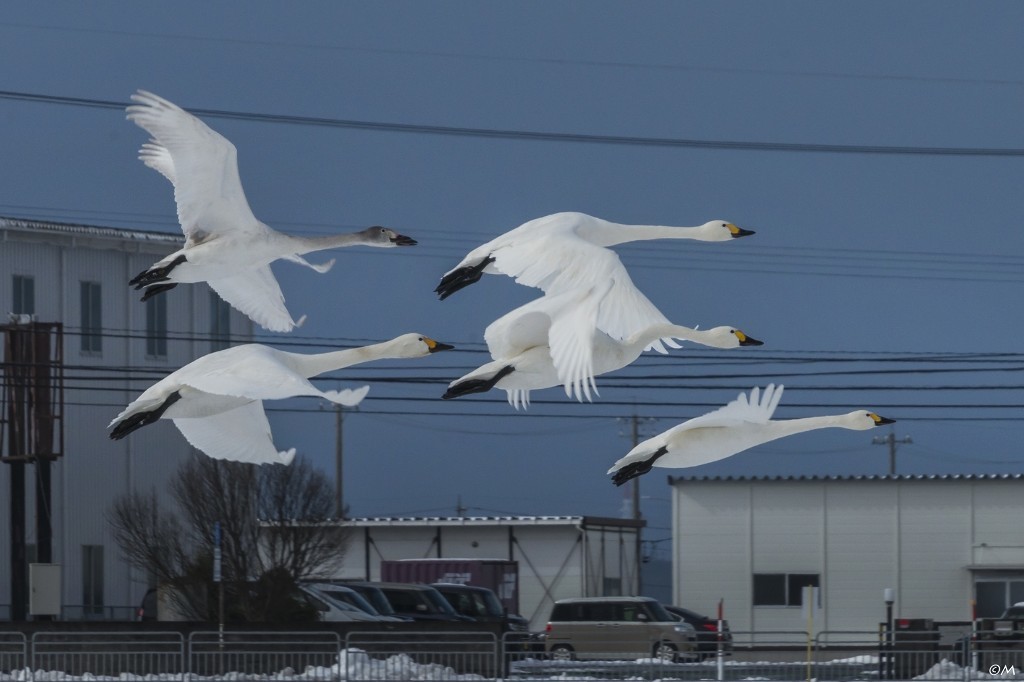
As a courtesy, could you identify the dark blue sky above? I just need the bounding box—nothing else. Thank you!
[3,2,1024,556]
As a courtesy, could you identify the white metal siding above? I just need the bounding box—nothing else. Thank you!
[824,483,897,632]
[675,483,752,628]
[899,482,972,620]
[973,481,1024,565]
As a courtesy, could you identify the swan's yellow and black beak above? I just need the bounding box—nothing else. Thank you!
[870,413,896,426]
[390,232,418,246]
[425,338,455,353]
[735,331,764,346]
[728,223,756,238]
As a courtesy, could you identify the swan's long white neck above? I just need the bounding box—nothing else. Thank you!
[284,232,376,255]
[582,220,711,247]
[762,414,857,440]
[288,340,399,378]
[620,324,723,355]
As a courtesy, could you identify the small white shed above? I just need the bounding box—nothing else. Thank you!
[327,515,644,630]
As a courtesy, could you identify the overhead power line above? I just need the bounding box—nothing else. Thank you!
[3,89,1024,157]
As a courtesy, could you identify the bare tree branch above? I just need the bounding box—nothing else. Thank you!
[106,453,347,622]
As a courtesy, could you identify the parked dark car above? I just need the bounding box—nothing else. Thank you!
[664,605,733,658]
[431,583,528,630]
[347,581,473,622]
[336,581,411,621]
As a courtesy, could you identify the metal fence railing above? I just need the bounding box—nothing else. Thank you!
[189,630,341,680]
[29,631,185,678]
[0,631,27,674]
[0,628,1021,680]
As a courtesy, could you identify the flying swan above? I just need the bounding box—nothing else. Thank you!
[435,211,754,353]
[607,384,895,486]
[443,284,763,408]
[109,333,453,464]
[125,90,417,332]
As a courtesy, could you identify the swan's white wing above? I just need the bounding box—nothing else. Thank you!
[547,284,609,402]
[680,384,784,430]
[207,266,302,333]
[172,401,292,464]
[180,345,325,401]
[126,90,259,241]
[322,385,370,407]
[495,242,678,354]
[483,295,563,360]
[138,141,176,185]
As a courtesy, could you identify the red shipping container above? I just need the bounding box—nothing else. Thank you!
[380,559,519,613]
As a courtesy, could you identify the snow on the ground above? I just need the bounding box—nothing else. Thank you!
[3,651,1024,681]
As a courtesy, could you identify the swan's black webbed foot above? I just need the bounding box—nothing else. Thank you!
[130,254,187,289]
[435,256,495,300]
[140,282,179,301]
[443,365,515,399]
[109,391,182,440]
[610,446,669,486]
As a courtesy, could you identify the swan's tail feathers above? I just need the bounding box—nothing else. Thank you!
[323,385,370,407]
[109,391,181,440]
[284,254,335,274]
[277,448,297,466]
[507,389,531,410]
[435,256,495,300]
[443,365,515,400]
[608,446,669,487]
[140,282,179,302]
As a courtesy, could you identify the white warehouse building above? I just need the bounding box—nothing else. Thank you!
[0,216,252,620]
[670,473,1024,635]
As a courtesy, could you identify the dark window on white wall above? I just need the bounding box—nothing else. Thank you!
[754,572,820,606]
[80,281,102,353]
[210,293,231,351]
[975,577,1024,618]
[146,294,168,357]
[13,275,35,315]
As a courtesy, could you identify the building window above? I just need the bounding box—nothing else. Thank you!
[753,572,820,606]
[210,293,231,351]
[975,576,1024,618]
[145,294,168,357]
[13,275,35,316]
[80,281,102,353]
[82,544,104,616]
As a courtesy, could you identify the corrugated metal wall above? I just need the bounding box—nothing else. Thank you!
[672,477,1023,633]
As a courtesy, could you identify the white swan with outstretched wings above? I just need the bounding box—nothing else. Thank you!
[109,333,453,464]
[608,385,895,486]
[435,211,754,352]
[126,90,417,332]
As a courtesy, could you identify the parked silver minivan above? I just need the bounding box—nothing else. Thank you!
[545,596,697,662]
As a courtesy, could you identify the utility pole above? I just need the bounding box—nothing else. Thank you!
[617,414,655,520]
[617,412,654,597]
[320,399,354,520]
[873,427,912,475]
